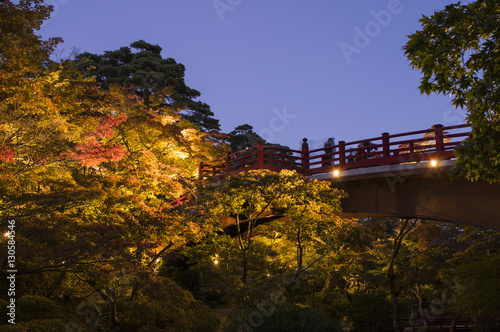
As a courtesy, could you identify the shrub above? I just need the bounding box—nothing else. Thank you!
[346,293,392,332]
[18,295,62,322]
[21,319,66,331]
[0,325,27,332]
[223,303,342,332]
[118,276,220,332]
[119,299,219,332]
[0,319,66,332]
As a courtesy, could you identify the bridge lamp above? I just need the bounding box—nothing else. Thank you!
[430,160,438,167]
[333,170,340,177]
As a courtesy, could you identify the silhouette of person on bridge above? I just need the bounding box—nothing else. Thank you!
[358,141,376,160]
[322,137,335,167]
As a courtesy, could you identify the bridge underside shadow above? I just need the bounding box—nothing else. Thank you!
[312,161,500,231]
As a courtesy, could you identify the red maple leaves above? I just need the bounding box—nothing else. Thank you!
[68,114,127,167]
[0,145,15,163]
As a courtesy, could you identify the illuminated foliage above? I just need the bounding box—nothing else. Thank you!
[195,169,346,284]
[0,1,224,329]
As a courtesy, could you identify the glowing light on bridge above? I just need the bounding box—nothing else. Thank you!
[430,160,438,167]
[333,170,340,177]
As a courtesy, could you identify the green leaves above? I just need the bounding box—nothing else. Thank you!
[196,169,348,283]
[75,40,221,132]
[404,0,500,182]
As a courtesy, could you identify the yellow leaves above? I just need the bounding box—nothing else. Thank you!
[159,114,179,126]
[170,150,189,159]
[277,169,297,177]
[181,128,198,140]
[45,70,64,88]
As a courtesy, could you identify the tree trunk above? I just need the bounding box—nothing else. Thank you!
[242,257,248,283]
[449,317,456,332]
[45,269,67,297]
[236,214,250,283]
[388,272,400,332]
[415,285,428,328]
[129,279,140,301]
[294,228,303,279]
[387,219,417,332]
[98,288,119,325]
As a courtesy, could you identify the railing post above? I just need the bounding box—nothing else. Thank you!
[198,162,203,180]
[382,132,390,159]
[301,138,309,172]
[225,152,230,172]
[256,142,264,169]
[434,124,444,153]
[338,141,346,165]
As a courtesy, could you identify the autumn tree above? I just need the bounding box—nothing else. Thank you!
[195,169,346,285]
[268,177,345,280]
[0,1,223,329]
[404,0,500,182]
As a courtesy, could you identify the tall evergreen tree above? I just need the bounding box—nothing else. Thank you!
[76,40,221,132]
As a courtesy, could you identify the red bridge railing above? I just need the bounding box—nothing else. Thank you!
[199,124,472,179]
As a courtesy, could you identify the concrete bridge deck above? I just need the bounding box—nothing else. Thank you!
[311,161,499,231]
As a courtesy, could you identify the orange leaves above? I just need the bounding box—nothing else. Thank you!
[0,145,15,163]
[92,113,127,140]
[65,113,128,167]
[0,1,231,306]
[68,139,125,167]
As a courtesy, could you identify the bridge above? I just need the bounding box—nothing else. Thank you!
[199,124,500,231]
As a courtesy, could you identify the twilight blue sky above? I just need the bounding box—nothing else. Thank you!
[39,0,467,150]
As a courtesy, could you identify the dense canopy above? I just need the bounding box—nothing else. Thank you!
[0,1,499,331]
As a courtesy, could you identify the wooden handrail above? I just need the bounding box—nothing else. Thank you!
[199,124,472,179]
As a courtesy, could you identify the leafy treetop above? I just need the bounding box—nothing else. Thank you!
[76,40,221,132]
[404,0,500,182]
